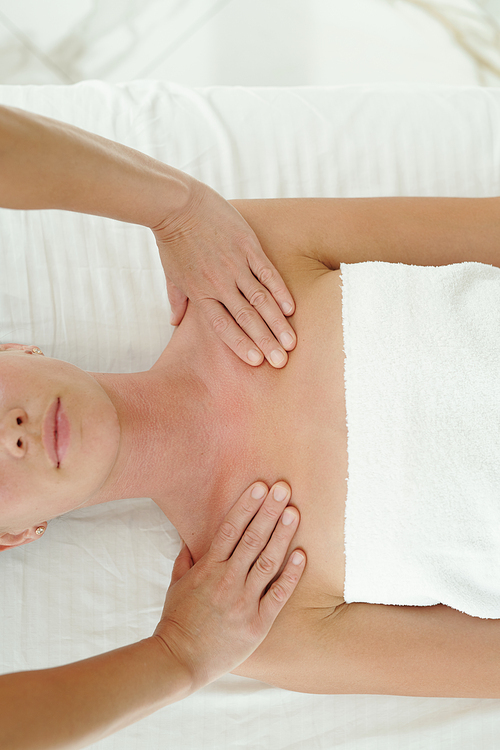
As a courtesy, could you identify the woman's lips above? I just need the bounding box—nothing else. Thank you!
[42,399,58,466]
[42,398,70,467]
[56,399,70,464]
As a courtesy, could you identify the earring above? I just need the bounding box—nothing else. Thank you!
[31,348,43,355]
[35,526,45,536]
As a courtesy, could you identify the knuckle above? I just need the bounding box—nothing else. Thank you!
[232,333,249,353]
[210,313,230,335]
[240,499,256,516]
[253,553,275,575]
[269,582,287,603]
[269,315,283,331]
[242,527,262,550]
[217,569,237,595]
[248,288,268,309]
[200,264,219,286]
[218,520,240,543]
[257,334,273,350]
[257,266,274,286]
[191,565,210,590]
[281,567,301,586]
[260,502,281,521]
[241,235,258,255]
[235,306,255,329]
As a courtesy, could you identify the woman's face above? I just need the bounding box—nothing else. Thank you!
[0,348,120,535]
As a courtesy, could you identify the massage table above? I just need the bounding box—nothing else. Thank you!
[0,79,500,748]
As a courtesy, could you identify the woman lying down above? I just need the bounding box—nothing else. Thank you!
[2,105,500,722]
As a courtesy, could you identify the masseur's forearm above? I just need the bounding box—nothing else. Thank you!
[1,637,192,750]
[0,104,192,229]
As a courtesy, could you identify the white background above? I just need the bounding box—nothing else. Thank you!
[0,0,500,87]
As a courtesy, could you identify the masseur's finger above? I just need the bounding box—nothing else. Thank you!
[221,480,305,633]
[224,482,294,573]
[257,518,305,626]
[247,253,295,319]
[198,296,291,369]
[236,253,297,366]
[233,275,297,365]
[245,503,301,597]
[209,481,286,563]
[245,252,296,338]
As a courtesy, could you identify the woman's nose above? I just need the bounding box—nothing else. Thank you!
[0,408,28,457]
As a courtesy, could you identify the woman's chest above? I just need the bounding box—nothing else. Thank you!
[184,269,349,607]
[266,269,348,605]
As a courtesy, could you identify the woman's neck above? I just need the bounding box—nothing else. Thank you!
[83,320,254,551]
[80,306,264,557]
[85,359,221,524]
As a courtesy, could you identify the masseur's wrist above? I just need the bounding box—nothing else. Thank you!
[148,635,195,702]
[149,171,216,238]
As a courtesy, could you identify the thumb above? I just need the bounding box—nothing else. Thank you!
[169,539,194,585]
[166,278,188,326]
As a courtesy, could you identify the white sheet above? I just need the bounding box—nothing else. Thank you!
[1,80,500,748]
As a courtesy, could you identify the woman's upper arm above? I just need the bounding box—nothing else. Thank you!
[330,602,500,698]
[230,197,500,271]
[234,600,500,698]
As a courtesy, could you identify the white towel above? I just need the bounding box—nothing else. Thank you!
[341,261,500,619]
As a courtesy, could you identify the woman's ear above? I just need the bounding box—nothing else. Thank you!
[0,524,47,551]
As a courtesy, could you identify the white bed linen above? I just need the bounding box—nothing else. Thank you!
[1,80,500,749]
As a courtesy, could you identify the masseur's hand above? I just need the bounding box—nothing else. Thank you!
[153,181,297,368]
[0,106,295,367]
[153,481,305,692]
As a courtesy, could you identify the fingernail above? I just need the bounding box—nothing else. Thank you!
[270,349,285,366]
[248,349,262,363]
[291,552,305,565]
[251,484,267,499]
[279,332,294,348]
[282,302,293,314]
[273,485,288,502]
[282,508,296,525]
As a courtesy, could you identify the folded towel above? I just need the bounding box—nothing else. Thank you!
[341,261,500,619]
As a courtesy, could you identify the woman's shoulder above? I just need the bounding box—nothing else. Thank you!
[230,198,340,308]
[230,199,338,271]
